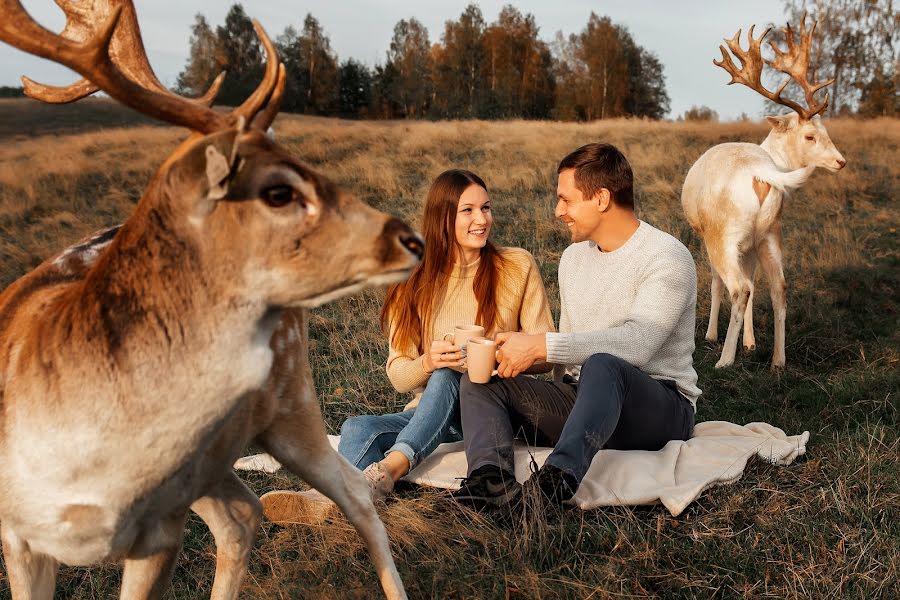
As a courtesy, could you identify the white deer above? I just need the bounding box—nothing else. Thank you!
[0,2,422,599]
[681,15,846,369]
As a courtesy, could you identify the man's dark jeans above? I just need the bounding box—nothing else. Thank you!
[460,352,695,481]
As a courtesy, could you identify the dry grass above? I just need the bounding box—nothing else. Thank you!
[0,99,897,599]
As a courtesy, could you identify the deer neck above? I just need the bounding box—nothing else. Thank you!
[760,132,802,171]
[77,194,275,372]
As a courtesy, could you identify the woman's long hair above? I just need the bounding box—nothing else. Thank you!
[381,169,509,354]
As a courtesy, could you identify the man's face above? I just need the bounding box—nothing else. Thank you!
[555,168,602,243]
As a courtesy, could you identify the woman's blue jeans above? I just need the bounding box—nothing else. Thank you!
[338,368,464,471]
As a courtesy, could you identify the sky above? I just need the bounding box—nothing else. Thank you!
[1,0,790,120]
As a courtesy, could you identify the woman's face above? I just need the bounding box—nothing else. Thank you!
[454,184,492,260]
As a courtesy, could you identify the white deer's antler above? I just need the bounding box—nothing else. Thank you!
[714,12,834,119]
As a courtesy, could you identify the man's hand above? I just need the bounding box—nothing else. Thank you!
[494,332,547,378]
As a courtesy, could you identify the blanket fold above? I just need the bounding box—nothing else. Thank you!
[234,421,808,517]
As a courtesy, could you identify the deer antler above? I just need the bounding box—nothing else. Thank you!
[765,14,834,119]
[714,13,835,120]
[0,0,280,133]
[21,1,224,106]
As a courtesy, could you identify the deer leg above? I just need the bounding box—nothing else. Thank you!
[257,394,406,600]
[758,229,787,369]
[1,524,58,600]
[118,511,188,600]
[190,472,263,600]
[706,265,724,342]
[742,261,759,352]
[715,249,753,369]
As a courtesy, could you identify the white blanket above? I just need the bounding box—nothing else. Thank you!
[234,421,808,517]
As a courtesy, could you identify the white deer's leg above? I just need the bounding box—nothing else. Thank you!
[717,284,750,368]
[706,266,724,342]
[715,250,753,368]
[742,261,759,352]
[758,228,787,369]
[257,394,407,600]
[707,239,752,368]
[118,511,188,600]
[190,472,263,600]
[1,524,58,600]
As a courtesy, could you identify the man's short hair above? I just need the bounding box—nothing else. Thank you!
[557,143,634,209]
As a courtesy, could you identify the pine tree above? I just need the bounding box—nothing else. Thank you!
[386,18,432,118]
[339,59,373,117]
[175,15,224,98]
[215,4,262,106]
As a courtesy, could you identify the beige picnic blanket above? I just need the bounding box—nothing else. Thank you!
[234,421,809,517]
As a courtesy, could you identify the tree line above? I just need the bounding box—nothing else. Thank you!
[175,4,671,121]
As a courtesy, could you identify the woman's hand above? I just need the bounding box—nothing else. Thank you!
[423,339,465,373]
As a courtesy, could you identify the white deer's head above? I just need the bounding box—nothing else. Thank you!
[715,14,846,172]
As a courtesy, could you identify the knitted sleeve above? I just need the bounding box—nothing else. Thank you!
[557,250,571,334]
[517,251,555,334]
[385,320,431,394]
[545,247,696,368]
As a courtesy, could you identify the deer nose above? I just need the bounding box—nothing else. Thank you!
[382,217,424,261]
[400,231,424,260]
[836,159,846,169]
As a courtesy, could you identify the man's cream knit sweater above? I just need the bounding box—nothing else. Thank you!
[545,221,702,406]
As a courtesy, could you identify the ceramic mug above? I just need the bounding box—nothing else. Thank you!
[442,324,485,353]
[466,337,498,383]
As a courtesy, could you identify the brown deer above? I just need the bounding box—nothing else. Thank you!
[681,14,845,369]
[0,1,422,599]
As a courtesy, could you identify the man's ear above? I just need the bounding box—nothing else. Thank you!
[595,188,612,212]
[163,128,242,221]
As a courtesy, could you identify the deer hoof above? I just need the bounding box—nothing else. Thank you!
[743,344,756,353]
[714,357,734,369]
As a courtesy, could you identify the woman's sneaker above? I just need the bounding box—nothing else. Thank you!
[450,464,521,507]
[260,489,335,525]
[362,462,395,501]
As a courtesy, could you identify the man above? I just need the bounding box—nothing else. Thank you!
[452,143,700,507]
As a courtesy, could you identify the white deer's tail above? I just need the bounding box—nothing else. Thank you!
[755,164,815,191]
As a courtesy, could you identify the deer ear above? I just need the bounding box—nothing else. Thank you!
[766,114,794,132]
[205,145,230,200]
[164,129,241,219]
[205,120,245,201]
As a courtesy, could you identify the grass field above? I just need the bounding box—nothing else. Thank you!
[0,98,897,599]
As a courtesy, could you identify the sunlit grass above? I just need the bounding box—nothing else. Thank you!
[1,99,897,599]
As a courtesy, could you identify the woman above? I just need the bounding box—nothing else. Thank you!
[260,169,553,521]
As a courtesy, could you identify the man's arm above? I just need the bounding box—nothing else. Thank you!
[545,251,696,369]
[494,248,568,378]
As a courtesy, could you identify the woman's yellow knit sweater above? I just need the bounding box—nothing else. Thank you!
[385,247,555,408]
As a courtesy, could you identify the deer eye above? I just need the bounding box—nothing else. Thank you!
[805,135,816,142]
[261,185,296,208]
